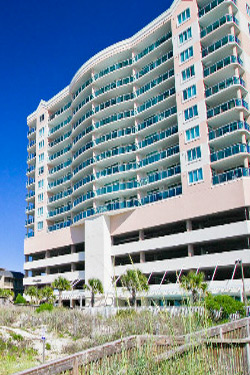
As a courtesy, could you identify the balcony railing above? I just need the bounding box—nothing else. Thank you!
[209,121,250,140]
[27,140,36,149]
[48,174,72,190]
[73,191,95,207]
[26,191,35,199]
[138,125,178,149]
[204,55,243,78]
[94,57,133,82]
[26,178,35,187]
[95,143,137,163]
[73,125,94,146]
[202,35,240,58]
[136,69,174,97]
[200,14,239,38]
[212,167,250,185]
[49,130,71,148]
[140,185,182,205]
[25,217,34,226]
[27,153,36,162]
[49,159,72,175]
[73,109,94,131]
[96,180,139,197]
[95,92,134,114]
[139,145,179,168]
[140,165,181,186]
[95,75,134,98]
[27,166,35,174]
[138,106,177,132]
[205,76,245,98]
[134,31,172,62]
[135,50,173,81]
[27,127,36,136]
[73,174,95,191]
[96,161,137,179]
[49,144,71,161]
[48,117,71,136]
[199,0,237,18]
[73,141,94,161]
[26,204,35,213]
[49,101,71,121]
[73,94,94,116]
[136,87,175,114]
[95,126,136,146]
[210,143,250,162]
[73,157,94,176]
[48,220,72,233]
[95,109,135,130]
[49,189,72,204]
[207,98,249,119]
[73,77,93,101]
[48,204,72,218]
[26,231,34,238]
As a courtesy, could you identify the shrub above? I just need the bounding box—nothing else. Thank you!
[45,342,51,350]
[14,294,27,304]
[205,294,245,322]
[36,303,53,313]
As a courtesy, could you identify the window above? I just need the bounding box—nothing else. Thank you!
[37,207,43,217]
[38,166,44,175]
[184,105,198,121]
[39,153,44,163]
[247,3,250,16]
[37,221,43,231]
[187,146,201,162]
[38,140,44,150]
[185,125,200,142]
[180,47,193,63]
[188,168,203,184]
[182,65,195,82]
[40,114,44,122]
[38,179,44,189]
[38,193,44,202]
[179,27,192,44]
[177,8,190,25]
[39,127,44,138]
[183,85,196,101]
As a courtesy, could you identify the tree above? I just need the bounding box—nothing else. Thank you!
[84,278,104,307]
[180,271,207,304]
[205,294,245,322]
[41,286,55,304]
[0,288,14,301]
[121,269,149,307]
[52,277,71,307]
[14,293,27,304]
[25,286,39,304]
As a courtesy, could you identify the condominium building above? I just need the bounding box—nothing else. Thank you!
[24,0,250,306]
[0,269,24,298]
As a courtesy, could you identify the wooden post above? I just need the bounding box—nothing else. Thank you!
[72,357,79,375]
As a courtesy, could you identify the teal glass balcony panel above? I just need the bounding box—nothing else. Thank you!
[49,101,71,121]
[48,204,72,218]
[49,159,72,176]
[48,117,71,136]
[200,14,239,38]
[140,185,182,205]
[48,220,72,232]
[95,76,134,98]
[73,208,95,223]
[26,178,35,187]
[27,140,36,149]
[49,130,72,148]
[199,0,237,18]
[26,204,35,212]
[73,141,94,161]
[210,143,250,162]
[209,121,250,140]
[94,57,133,82]
[138,125,178,149]
[136,69,174,97]
[27,166,35,174]
[73,94,94,116]
[204,55,243,78]
[136,87,175,114]
[135,51,173,81]
[73,191,95,207]
[95,143,137,163]
[73,109,94,131]
[205,76,245,98]
[73,77,93,101]
[207,99,249,119]
[27,127,36,136]
[73,174,95,191]
[95,126,136,146]
[95,109,135,130]
[26,231,34,238]
[202,35,241,58]
[212,167,250,185]
[134,31,172,62]
[49,189,72,204]
[48,174,72,190]
[25,217,34,226]
[96,161,137,179]
[96,180,139,197]
[27,153,36,161]
[73,125,94,146]
[137,106,177,132]
[139,145,179,168]
[26,191,35,199]
[95,92,134,114]
[140,165,181,186]
[49,144,72,162]
[73,157,94,176]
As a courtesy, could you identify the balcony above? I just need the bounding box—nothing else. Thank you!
[73,191,95,207]
[25,217,34,226]
[49,144,71,162]
[134,31,172,62]
[205,76,245,99]
[207,98,249,121]
[202,34,241,59]
[48,220,72,232]
[95,109,135,130]
[48,189,72,204]
[95,126,136,146]
[48,204,72,218]
[139,145,180,169]
[73,93,94,117]
[140,165,181,187]
[95,92,134,115]
[73,125,94,147]
[25,231,34,239]
[140,185,182,205]
[94,56,133,82]
[27,153,36,163]
[49,101,71,122]
[136,87,175,115]
[96,180,139,197]
[48,117,71,137]
[212,167,250,185]
[49,130,71,150]
[26,204,35,214]
[95,143,137,166]
[49,159,72,176]
[27,127,36,137]
[73,141,94,161]
[73,76,93,101]
[200,14,239,39]
[199,0,237,18]
[26,178,35,188]
[96,161,137,180]
[95,75,134,99]
[138,125,178,150]
[26,191,35,200]
[136,68,174,99]
[48,173,72,191]
[27,140,36,150]
[210,143,250,162]
[135,50,173,83]
[204,55,243,79]
[73,174,95,192]
[209,121,250,141]
[137,106,177,133]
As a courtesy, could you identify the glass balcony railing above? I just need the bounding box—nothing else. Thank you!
[27,140,36,149]
[136,69,174,97]
[138,125,178,149]
[137,106,177,132]
[199,0,237,18]
[96,180,139,197]
[73,94,94,116]
[48,117,71,136]
[27,127,36,136]
[73,208,96,223]
[137,87,175,114]
[134,31,172,62]
[26,231,34,238]
[73,191,95,207]
[140,165,181,186]
[25,217,34,226]
[49,144,72,161]
[73,77,93,101]
[140,185,182,205]
[73,157,94,176]
[95,92,134,114]
[27,166,35,174]
[49,130,71,148]
[205,76,245,98]
[27,153,36,161]
[212,167,250,185]
[73,125,94,146]
[95,143,137,163]
[207,98,249,119]
[139,145,179,168]
[95,76,134,98]
[49,101,71,121]
[204,55,243,78]
[210,143,250,162]
[26,191,35,199]
[48,204,72,218]
[95,109,135,129]
[26,204,35,212]
[94,57,133,82]
[48,174,72,190]
[73,141,94,161]
[49,159,72,175]
[202,35,240,58]
[49,189,72,204]
[135,51,173,81]
[48,220,72,232]
[96,161,137,179]
[200,14,239,38]
[73,174,95,191]
[26,178,35,187]
[95,126,136,146]
[209,121,250,140]
[73,109,94,131]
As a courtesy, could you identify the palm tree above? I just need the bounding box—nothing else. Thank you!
[121,269,149,307]
[0,288,14,301]
[25,286,39,304]
[180,271,207,303]
[52,277,71,307]
[41,286,55,304]
[84,278,103,307]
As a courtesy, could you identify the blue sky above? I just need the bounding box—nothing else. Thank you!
[0,0,172,272]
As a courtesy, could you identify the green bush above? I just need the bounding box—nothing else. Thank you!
[205,294,245,322]
[14,294,27,304]
[36,303,53,313]
[45,342,51,350]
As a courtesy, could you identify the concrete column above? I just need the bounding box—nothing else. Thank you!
[45,250,50,258]
[46,266,50,275]
[71,245,76,254]
[71,263,76,272]
[80,296,83,309]
[140,252,145,263]
[186,219,192,232]
[188,244,194,257]
[139,229,144,241]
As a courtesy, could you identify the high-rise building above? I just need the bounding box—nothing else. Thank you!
[24,0,250,306]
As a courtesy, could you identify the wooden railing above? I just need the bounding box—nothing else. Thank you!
[15,317,250,375]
